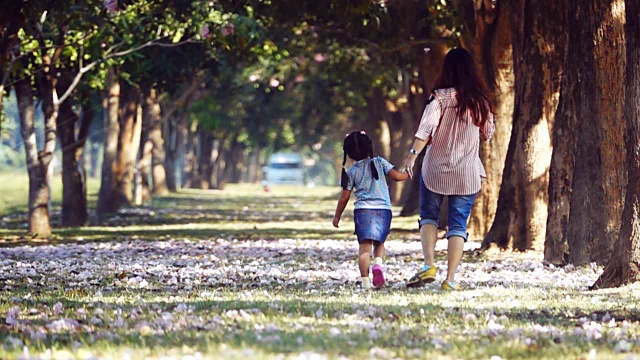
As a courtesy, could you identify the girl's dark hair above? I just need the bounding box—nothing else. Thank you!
[341,131,378,189]
[434,48,494,127]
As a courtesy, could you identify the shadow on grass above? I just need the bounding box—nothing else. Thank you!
[5,288,636,358]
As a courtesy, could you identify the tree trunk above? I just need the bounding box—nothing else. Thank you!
[463,0,515,239]
[0,2,25,134]
[15,77,53,238]
[246,147,262,183]
[481,0,566,251]
[58,96,93,226]
[210,139,225,189]
[199,129,214,188]
[147,88,168,195]
[547,0,626,265]
[163,115,178,192]
[183,121,200,188]
[115,86,143,206]
[135,88,154,206]
[97,69,121,215]
[592,0,639,288]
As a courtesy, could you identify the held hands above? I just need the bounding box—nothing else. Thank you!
[402,155,417,178]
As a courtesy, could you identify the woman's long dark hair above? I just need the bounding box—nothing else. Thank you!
[340,131,379,189]
[434,48,493,127]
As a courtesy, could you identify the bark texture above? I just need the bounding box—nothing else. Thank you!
[547,0,626,265]
[115,86,143,205]
[592,0,639,288]
[15,77,53,238]
[135,88,154,206]
[147,88,168,195]
[97,69,122,215]
[482,0,566,251]
[58,96,93,226]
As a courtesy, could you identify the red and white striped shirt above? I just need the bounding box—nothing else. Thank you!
[415,88,495,195]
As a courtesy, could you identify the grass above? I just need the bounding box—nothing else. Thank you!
[0,171,101,216]
[1,172,640,359]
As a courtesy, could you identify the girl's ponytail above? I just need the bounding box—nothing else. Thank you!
[369,142,379,181]
[340,152,350,189]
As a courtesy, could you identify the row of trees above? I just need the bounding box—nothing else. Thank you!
[474,0,639,288]
[1,0,639,287]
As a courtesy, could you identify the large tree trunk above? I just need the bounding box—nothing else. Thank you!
[115,86,143,206]
[97,69,121,215]
[58,96,93,226]
[593,0,639,288]
[546,0,626,265]
[481,0,566,251]
[463,0,515,239]
[15,78,53,238]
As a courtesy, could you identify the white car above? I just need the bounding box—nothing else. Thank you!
[263,152,306,185]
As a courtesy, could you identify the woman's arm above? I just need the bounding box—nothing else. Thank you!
[401,137,429,178]
[332,189,351,228]
[402,95,440,178]
[481,112,496,141]
[388,168,410,182]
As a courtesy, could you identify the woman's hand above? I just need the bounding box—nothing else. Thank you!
[332,216,340,228]
[402,155,417,178]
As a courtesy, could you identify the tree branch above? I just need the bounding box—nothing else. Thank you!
[56,37,200,105]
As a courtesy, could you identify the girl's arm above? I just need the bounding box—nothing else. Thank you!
[332,189,351,228]
[388,168,410,182]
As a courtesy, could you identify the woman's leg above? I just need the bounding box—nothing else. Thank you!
[421,224,438,267]
[419,176,444,267]
[407,179,444,287]
[445,193,477,283]
[446,236,464,282]
[358,241,373,277]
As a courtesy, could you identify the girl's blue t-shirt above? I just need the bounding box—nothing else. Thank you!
[345,156,395,210]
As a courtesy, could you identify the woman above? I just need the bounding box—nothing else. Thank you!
[402,48,495,291]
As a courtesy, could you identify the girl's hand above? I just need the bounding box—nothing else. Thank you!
[332,216,340,228]
[402,156,417,178]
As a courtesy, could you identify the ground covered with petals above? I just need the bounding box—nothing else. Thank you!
[1,185,640,359]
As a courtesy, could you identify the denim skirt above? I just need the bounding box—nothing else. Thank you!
[353,209,392,244]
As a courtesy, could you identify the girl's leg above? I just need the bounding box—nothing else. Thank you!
[358,241,373,277]
[373,241,385,259]
[371,241,385,288]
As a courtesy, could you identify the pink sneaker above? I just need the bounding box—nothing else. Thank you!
[372,264,385,288]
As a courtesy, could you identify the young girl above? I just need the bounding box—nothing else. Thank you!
[332,131,409,289]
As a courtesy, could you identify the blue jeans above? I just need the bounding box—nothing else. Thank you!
[419,176,477,241]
